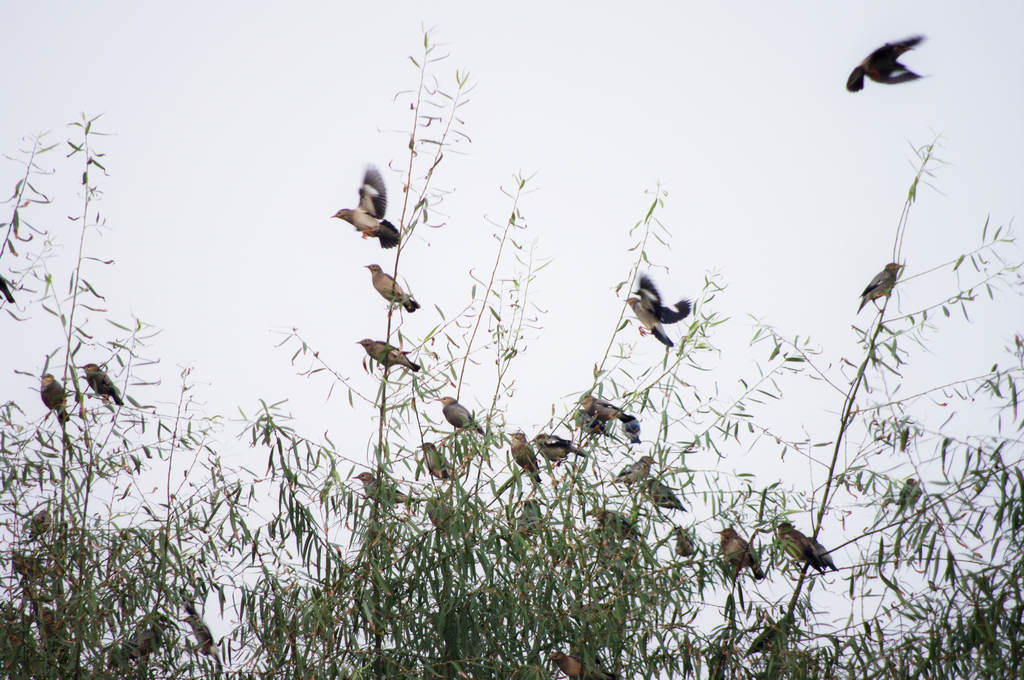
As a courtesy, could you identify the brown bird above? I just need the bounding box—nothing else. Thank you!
[580,395,641,443]
[847,36,925,92]
[627,274,691,348]
[646,479,687,512]
[0,273,14,304]
[426,497,454,530]
[533,433,584,464]
[40,374,70,424]
[509,432,541,482]
[717,527,765,580]
[332,166,401,248]
[674,527,695,558]
[365,264,420,312]
[112,623,162,667]
[183,602,222,670]
[898,478,922,512]
[421,442,451,480]
[594,509,639,542]
[549,651,619,680]
[355,471,414,504]
[357,339,420,372]
[858,262,901,312]
[440,397,483,434]
[614,456,653,485]
[776,521,837,573]
[81,363,124,406]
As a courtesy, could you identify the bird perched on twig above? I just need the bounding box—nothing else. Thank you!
[516,499,544,535]
[898,478,922,512]
[509,432,541,482]
[858,263,902,312]
[440,397,483,434]
[81,363,124,406]
[646,479,687,512]
[112,623,162,667]
[593,509,639,542]
[332,166,401,248]
[627,274,691,348]
[580,395,641,444]
[614,456,653,486]
[355,471,415,504]
[0,274,15,304]
[674,527,695,558]
[533,433,584,464]
[40,374,70,424]
[183,602,222,670]
[365,264,420,312]
[718,527,765,580]
[550,651,619,680]
[776,521,838,573]
[357,339,420,372]
[421,442,451,480]
[847,36,925,92]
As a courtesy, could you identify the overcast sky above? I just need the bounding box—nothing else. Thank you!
[3,0,1023,649]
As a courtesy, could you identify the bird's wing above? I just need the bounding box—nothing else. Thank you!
[883,69,922,84]
[846,65,866,92]
[860,270,889,297]
[657,298,692,324]
[635,274,663,306]
[359,166,388,218]
[885,35,925,57]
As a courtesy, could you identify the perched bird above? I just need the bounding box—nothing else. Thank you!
[365,264,420,312]
[550,651,619,680]
[40,374,70,424]
[509,432,541,482]
[718,528,765,580]
[847,36,925,92]
[674,527,695,558]
[858,263,901,312]
[776,521,838,573]
[627,274,691,348]
[81,363,124,406]
[533,433,584,464]
[898,478,922,512]
[426,497,453,530]
[355,472,414,504]
[439,397,483,434]
[114,624,161,666]
[357,339,420,372]
[421,442,451,480]
[614,456,653,486]
[580,395,641,444]
[28,510,52,539]
[517,500,544,535]
[646,479,687,512]
[594,509,639,541]
[183,602,222,670]
[0,274,14,304]
[332,166,401,248]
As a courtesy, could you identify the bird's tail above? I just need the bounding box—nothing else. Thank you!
[403,297,421,313]
[112,393,124,406]
[652,326,674,348]
[752,563,766,580]
[57,408,70,425]
[846,66,866,92]
[406,358,421,372]
[377,220,401,248]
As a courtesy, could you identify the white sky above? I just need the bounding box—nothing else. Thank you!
[3,0,1024,655]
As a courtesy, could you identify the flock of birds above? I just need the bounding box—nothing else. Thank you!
[17,34,928,678]
[329,34,929,679]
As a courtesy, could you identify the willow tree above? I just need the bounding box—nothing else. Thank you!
[2,31,1022,680]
